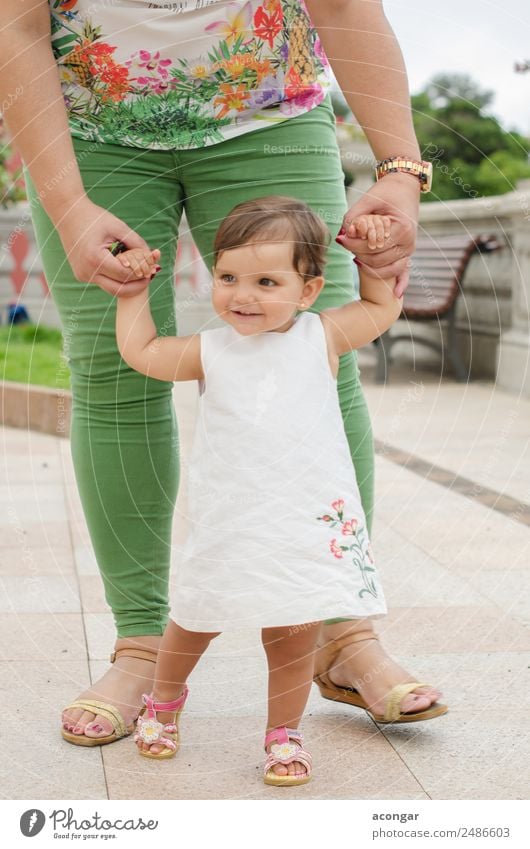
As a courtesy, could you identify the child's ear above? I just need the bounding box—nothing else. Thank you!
[302,275,325,306]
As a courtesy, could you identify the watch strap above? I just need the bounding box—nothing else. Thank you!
[375,156,433,193]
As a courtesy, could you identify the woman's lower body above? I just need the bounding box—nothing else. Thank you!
[26,96,442,742]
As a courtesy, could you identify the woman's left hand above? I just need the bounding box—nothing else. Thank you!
[338,172,421,297]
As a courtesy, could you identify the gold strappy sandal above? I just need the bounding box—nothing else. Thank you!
[61,647,158,746]
[313,629,448,723]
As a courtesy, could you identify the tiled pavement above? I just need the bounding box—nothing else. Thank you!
[1,356,529,800]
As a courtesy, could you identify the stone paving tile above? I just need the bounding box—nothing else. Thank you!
[0,546,75,576]
[0,452,64,484]
[103,714,426,800]
[74,545,99,576]
[0,483,68,522]
[378,709,529,800]
[0,613,87,662]
[393,651,530,712]
[0,660,107,799]
[378,606,530,655]
[69,516,92,548]
[0,519,71,552]
[78,575,111,614]
[363,372,530,506]
[477,568,530,626]
[84,613,119,661]
[373,474,530,578]
[0,575,81,614]
[1,427,59,454]
[373,526,486,608]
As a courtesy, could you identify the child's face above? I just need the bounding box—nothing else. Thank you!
[212,241,323,335]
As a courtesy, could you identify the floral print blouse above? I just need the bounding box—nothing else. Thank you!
[49,0,332,150]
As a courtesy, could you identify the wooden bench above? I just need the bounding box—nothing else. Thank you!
[374,233,503,383]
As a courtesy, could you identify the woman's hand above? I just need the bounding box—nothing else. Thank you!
[338,173,420,298]
[56,197,158,297]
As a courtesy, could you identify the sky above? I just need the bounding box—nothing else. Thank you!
[383,0,530,135]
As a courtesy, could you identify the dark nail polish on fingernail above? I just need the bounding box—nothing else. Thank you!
[353,257,363,267]
[155,265,161,271]
[335,236,346,246]
[337,227,346,237]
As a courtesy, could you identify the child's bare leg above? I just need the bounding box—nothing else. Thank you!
[137,620,220,755]
[262,622,321,777]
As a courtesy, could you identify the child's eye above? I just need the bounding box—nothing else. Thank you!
[220,274,236,284]
[259,278,276,287]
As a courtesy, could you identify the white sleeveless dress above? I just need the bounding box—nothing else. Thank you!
[172,311,387,631]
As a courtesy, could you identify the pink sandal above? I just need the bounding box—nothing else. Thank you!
[263,726,312,786]
[134,687,188,760]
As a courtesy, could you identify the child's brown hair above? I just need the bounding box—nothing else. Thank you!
[213,195,330,279]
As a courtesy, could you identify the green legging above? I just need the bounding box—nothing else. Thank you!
[25,95,374,636]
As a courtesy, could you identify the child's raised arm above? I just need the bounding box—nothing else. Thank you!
[321,215,403,355]
[115,278,203,383]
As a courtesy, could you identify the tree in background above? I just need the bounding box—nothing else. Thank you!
[412,73,530,201]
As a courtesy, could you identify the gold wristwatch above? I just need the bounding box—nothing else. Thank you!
[375,157,433,193]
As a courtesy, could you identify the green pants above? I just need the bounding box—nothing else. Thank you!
[25,96,374,636]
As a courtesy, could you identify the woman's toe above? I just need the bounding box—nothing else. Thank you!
[400,692,433,714]
[84,716,113,738]
[72,710,97,733]
[62,708,83,729]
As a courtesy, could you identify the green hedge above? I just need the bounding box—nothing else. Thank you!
[0,324,70,389]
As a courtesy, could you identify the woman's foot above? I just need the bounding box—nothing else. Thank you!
[61,636,161,740]
[317,624,442,717]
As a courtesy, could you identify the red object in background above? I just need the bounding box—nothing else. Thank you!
[9,229,30,295]
[174,238,201,291]
[5,228,49,296]
[39,271,50,295]
[5,149,23,176]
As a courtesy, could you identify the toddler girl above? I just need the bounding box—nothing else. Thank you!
[114,196,401,786]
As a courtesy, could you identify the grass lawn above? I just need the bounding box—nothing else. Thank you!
[0,323,70,390]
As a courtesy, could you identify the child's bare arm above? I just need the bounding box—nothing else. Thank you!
[322,214,402,354]
[116,287,203,382]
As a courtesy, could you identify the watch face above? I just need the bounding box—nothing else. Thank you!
[422,161,433,192]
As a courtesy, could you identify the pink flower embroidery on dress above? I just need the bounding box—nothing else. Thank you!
[317,500,378,599]
[341,518,358,536]
[330,539,343,559]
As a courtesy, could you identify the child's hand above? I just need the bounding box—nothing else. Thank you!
[349,214,392,251]
[116,247,161,280]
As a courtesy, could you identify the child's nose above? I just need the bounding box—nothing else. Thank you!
[233,287,256,303]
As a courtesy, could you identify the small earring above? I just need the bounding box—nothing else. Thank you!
[299,302,306,308]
